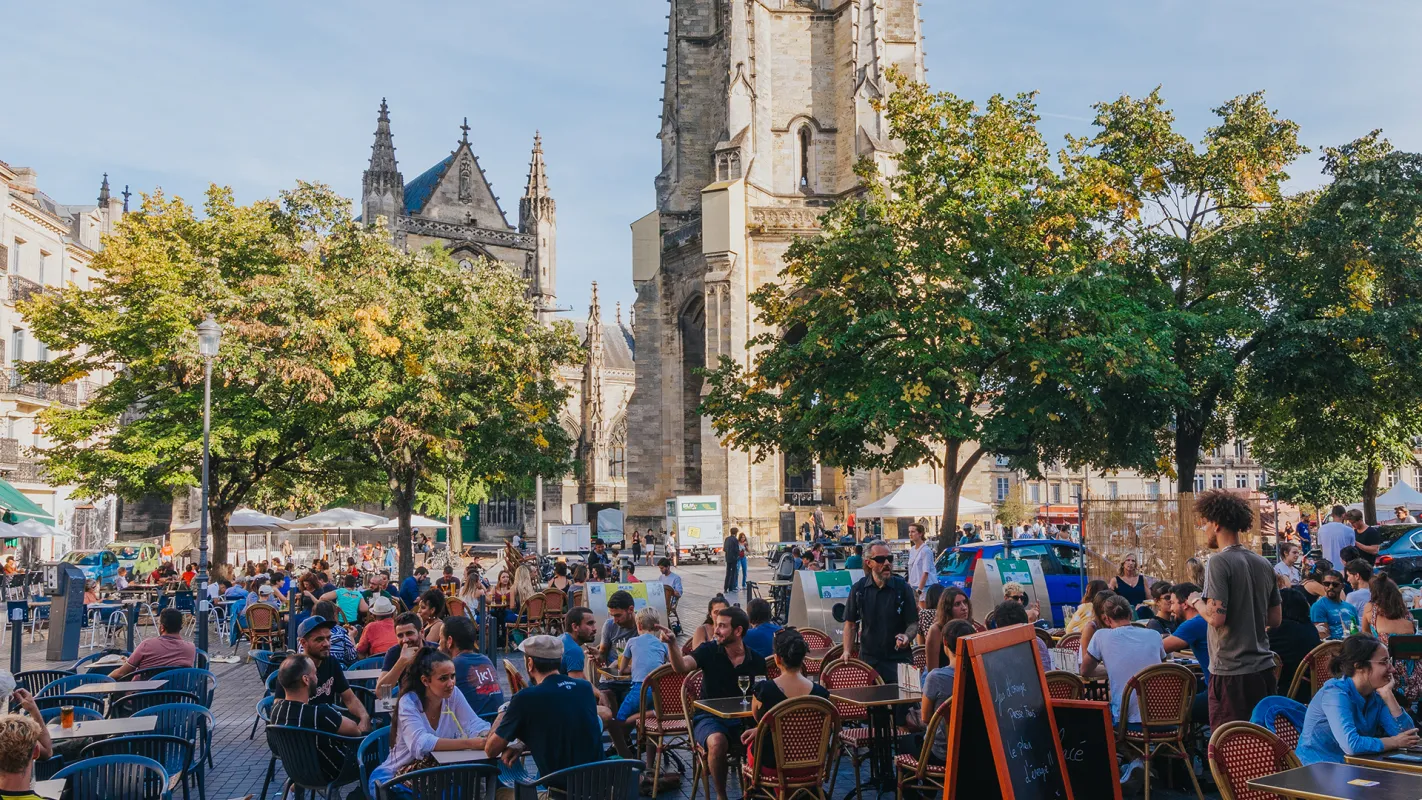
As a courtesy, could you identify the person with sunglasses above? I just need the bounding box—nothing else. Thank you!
[1311,570,1360,640]
[844,540,919,687]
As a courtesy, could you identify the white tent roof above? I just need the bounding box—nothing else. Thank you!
[371,514,450,531]
[12,519,60,539]
[173,508,292,533]
[855,482,995,520]
[1,519,36,539]
[1347,482,1422,513]
[286,507,387,531]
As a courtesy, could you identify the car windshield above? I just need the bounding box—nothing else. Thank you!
[113,547,139,558]
[62,552,99,566]
[936,548,981,576]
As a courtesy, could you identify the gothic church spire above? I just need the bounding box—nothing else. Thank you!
[97,173,110,205]
[519,132,556,322]
[362,98,404,235]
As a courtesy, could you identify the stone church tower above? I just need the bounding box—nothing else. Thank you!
[626,0,925,537]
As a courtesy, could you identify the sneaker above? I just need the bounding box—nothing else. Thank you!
[1120,759,1145,796]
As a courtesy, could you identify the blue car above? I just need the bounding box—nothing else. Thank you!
[935,539,1086,627]
[1370,524,1422,586]
[60,549,120,588]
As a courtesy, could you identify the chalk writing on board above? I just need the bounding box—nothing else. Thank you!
[990,672,1059,791]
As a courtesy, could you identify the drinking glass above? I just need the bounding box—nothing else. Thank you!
[738,675,751,706]
[59,705,74,729]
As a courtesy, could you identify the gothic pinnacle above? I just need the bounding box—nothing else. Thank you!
[98,173,110,205]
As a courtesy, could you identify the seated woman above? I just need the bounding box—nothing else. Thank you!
[367,647,490,797]
[740,628,830,765]
[1063,580,1109,635]
[1297,633,1420,764]
[416,589,448,645]
[911,619,974,765]
[1361,576,1422,706]
[691,596,730,651]
[925,587,976,671]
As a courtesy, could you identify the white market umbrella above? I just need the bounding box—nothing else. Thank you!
[855,482,995,519]
[0,519,36,539]
[371,515,449,531]
[172,508,292,533]
[286,508,387,531]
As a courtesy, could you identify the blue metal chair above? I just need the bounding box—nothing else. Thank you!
[52,754,171,800]
[250,649,287,684]
[71,648,130,672]
[514,759,641,800]
[348,655,384,671]
[192,648,209,670]
[33,694,104,715]
[36,673,112,699]
[377,763,499,800]
[15,668,73,696]
[151,668,216,707]
[109,690,202,719]
[133,703,213,800]
[357,726,391,798]
[39,706,104,724]
[249,694,274,740]
[82,735,194,800]
[263,725,363,800]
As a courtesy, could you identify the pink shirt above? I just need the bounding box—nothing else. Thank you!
[127,633,197,671]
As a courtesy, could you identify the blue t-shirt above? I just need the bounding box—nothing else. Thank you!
[1311,596,1359,640]
[561,633,587,675]
[452,651,504,716]
[623,632,668,684]
[1172,615,1211,686]
[743,623,782,659]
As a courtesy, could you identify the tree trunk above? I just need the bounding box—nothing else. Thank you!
[933,440,986,555]
[1174,418,1204,496]
[1363,459,1382,526]
[389,457,419,581]
[210,509,232,570]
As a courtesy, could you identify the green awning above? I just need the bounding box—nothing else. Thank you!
[0,478,55,526]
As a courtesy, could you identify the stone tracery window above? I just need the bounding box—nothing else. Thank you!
[799,126,812,189]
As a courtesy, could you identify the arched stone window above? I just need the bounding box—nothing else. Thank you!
[799,126,812,190]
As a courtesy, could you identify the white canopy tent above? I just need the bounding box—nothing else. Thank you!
[855,482,995,520]
[371,515,449,531]
[1347,482,1422,515]
[286,508,389,564]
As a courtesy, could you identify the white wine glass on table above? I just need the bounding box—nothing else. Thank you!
[738,675,751,706]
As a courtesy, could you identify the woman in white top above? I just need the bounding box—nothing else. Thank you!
[368,647,491,797]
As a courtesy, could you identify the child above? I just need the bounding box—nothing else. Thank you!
[616,609,670,723]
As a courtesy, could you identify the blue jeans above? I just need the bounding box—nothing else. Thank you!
[738,556,748,588]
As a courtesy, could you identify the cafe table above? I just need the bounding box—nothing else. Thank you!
[48,715,158,741]
[1248,760,1422,800]
[1345,751,1422,775]
[68,679,167,695]
[343,669,383,681]
[432,749,494,765]
[828,684,921,792]
[33,779,63,800]
[693,696,756,720]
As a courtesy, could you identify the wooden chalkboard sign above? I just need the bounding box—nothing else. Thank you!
[1052,699,1122,800]
[944,624,1072,800]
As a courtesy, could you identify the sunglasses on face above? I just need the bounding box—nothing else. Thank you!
[1008,595,1028,602]
[1323,581,1341,588]
[868,555,893,564]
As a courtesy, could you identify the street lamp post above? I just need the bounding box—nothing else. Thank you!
[194,315,221,654]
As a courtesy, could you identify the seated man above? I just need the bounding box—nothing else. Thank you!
[270,654,361,778]
[0,694,54,800]
[442,615,504,716]
[560,607,598,681]
[375,612,435,695]
[356,595,399,657]
[110,608,196,678]
[486,636,603,797]
[991,601,1052,672]
[741,598,781,659]
[1162,582,1209,722]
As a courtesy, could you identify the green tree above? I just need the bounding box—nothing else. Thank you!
[1258,455,1367,510]
[340,248,581,577]
[1064,89,1310,497]
[20,185,371,567]
[995,488,1033,529]
[702,74,1176,549]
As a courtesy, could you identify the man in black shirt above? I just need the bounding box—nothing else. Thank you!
[660,605,764,800]
[1345,509,1382,565]
[844,540,918,686]
[435,565,461,594]
[270,654,361,778]
[723,527,741,594]
[295,616,371,732]
[486,635,603,791]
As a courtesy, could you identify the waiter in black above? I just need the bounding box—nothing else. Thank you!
[723,527,741,593]
[843,540,919,687]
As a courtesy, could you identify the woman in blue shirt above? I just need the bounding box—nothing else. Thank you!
[1297,634,1420,764]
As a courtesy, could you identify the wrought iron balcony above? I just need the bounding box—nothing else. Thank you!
[783,490,825,507]
[8,275,43,305]
[0,438,18,464]
[2,369,80,406]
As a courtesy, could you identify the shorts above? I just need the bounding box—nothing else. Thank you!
[693,713,739,748]
[616,681,644,721]
[1209,668,1277,729]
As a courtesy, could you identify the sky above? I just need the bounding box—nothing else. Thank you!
[3,1,1420,319]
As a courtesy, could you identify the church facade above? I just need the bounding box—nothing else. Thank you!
[626,0,926,539]
[360,104,633,539]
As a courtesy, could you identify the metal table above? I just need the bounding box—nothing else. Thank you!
[48,715,158,741]
[828,684,921,794]
[1248,761,1422,800]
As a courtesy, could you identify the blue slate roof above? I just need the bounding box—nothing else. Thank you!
[403,155,454,215]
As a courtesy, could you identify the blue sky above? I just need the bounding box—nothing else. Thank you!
[4,1,1420,319]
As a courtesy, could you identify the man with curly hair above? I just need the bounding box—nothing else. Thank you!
[1188,489,1281,728]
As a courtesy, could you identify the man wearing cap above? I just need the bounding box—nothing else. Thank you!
[356,595,400,657]
[486,635,603,796]
[295,615,371,732]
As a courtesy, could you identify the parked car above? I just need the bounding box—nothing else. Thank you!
[60,548,120,588]
[1370,524,1422,585]
[935,539,1086,627]
[106,541,160,578]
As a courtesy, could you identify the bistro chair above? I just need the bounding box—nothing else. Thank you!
[249,650,286,684]
[134,703,215,792]
[53,754,172,800]
[266,725,364,800]
[506,593,549,644]
[680,669,710,800]
[446,597,469,620]
[824,658,894,799]
[1287,640,1343,701]
[798,627,833,650]
[765,656,782,680]
[541,588,567,632]
[1045,670,1086,701]
[820,643,845,671]
[192,648,210,670]
[1116,662,1204,800]
[32,694,104,716]
[895,699,952,800]
[1207,722,1300,800]
[741,695,839,800]
[15,668,73,697]
[36,672,112,700]
[242,603,284,651]
[152,668,217,707]
[249,695,275,740]
[348,655,384,672]
[109,690,203,719]
[357,726,392,799]
[910,645,927,673]
[636,665,691,790]
[349,685,380,722]
[1035,627,1056,650]
[127,665,181,683]
[1249,695,1307,753]
[82,735,195,800]
[377,762,498,800]
[1056,632,1082,654]
[503,660,528,694]
[71,648,129,673]
[515,759,641,800]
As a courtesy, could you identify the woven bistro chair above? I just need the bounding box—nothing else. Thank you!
[506,593,548,645]
[1117,662,1205,800]
[242,604,284,651]
[824,658,899,800]
[680,669,710,800]
[541,588,567,634]
[740,695,839,800]
[503,660,528,694]
[1287,640,1343,701]
[636,665,691,791]
[910,645,927,673]
[798,627,833,650]
[765,656,782,680]
[1207,721,1301,800]
[1056,632,1082,654]
[1044,670,1086,701]
[1250,695,1307,753]
[820,643,845,671]
[895,699,952,800]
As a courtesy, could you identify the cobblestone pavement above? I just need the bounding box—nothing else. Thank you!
[11,558,1216,799]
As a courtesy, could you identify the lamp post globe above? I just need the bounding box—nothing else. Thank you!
[195,315,221,654]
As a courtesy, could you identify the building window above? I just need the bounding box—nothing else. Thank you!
[1147,482,1160,499]
[1234,440,1248,460]
[798,127,812,189]
[1051,483,1061,504]
[479,496,522,527]
[1193,475,1206,493]
[1107,481,1119,499]
[1069,483,1082,502]
[1212,474,1224,489]
[1414,468,1422,492]
[1388,469,1399,488]
[1029,483,1040,503]
[8,240,19,273]
[609,446,625,479]
[34,341,47,362]
[995,477,1010,503]
[1236,473,1248,489]
[10,329,23,364]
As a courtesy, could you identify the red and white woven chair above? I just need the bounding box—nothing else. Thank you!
[1044,670,1085,701]
[680,670,710,800]
[895,699,951,800]
[741,695,839,800]
[1117,662,1204,800]
[1207,721,1301,800]
[824,658,904,799]
[637,665,690,791]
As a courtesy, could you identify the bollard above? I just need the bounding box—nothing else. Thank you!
[7,601,26,674]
